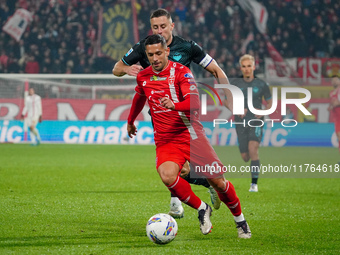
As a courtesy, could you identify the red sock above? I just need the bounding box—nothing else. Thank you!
[167,176,202,209]
[217,181,242,216]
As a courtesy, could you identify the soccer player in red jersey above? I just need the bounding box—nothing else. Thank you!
[114,8,230,217]
[127,34,251,238]
[329,76,340,157]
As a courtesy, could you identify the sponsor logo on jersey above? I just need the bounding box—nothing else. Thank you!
[253,87,259,93]
[184,73,193,78]
[125,48,133,57]
[150,75,167,81]
[151,90,165,94]
[190,85,197,91]
[169,67,175,85]
[172,52,182,61]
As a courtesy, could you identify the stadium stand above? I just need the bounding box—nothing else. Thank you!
[0,0,339,76]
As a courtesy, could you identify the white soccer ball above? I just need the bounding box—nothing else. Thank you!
[146,213,178,244]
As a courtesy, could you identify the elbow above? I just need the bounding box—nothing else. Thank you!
[112,67,122,77]
[112,62,124,77]
[192,96,200,111]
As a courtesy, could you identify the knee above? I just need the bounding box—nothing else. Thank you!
[241,153,250,162]
[208,178,227,192]
[158,170,177,186]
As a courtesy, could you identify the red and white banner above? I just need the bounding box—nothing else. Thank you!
[265,57,298,85]
[237,1,302,82]
[265,57,340,85]
[297,58,340,86]
[2,8,33,42]
[0,98,333,123]
[240,32,254,54]
[0,99,151,121]
[265,39,290,77]
[236,0,268,34]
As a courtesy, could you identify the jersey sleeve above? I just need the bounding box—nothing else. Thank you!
[174,67,200,111]
[190,41,213,68]
[263,82,272,101]
[37,96,42,116]
[178,67,199,98]
[135,73,145,96]
[21,98,28,116]
[121,41,144,66]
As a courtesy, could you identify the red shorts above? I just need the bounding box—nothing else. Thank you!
[155,135,224,178]
[335,120,340,133]
[156,143,188,170]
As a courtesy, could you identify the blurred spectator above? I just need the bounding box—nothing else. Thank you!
[0,49,8,71]
[7,54,20,73]
[333,38,340,58]
[25,55,40,73]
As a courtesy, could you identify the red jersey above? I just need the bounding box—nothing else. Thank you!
[330,87,340,120]
[135,60,204,145]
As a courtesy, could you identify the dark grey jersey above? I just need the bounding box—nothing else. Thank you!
[121,35,212,69]
[230,77,272,122]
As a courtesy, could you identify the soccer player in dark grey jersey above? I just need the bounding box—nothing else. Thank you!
[112,8,232,218]
[229,54,272,192]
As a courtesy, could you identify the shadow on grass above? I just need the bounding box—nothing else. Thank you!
[0,234,154,249]
[82,190,169,194]
[0,221,156,249]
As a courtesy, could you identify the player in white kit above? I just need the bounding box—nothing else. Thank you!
[21,88,42,145]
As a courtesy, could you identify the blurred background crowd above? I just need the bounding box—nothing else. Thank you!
[0,0,339,76]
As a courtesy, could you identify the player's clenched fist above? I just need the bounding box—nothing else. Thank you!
[127,65,144,76]
[127,124,137,138]
[161,97,175,110]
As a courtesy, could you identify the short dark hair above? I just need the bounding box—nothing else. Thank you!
[144,34,167,48]
[150,8,171,20]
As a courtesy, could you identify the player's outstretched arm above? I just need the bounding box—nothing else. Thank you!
[205,60,233,112]
[127,93,146,138]
[112,60,143,77]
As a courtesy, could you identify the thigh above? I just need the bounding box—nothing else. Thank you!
[157,161,181,186]
[190,135,224,179]
[236,126,249,153]
[335,121,340,134]
[248,126,263,143]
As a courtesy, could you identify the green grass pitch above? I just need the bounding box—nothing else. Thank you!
[0,144,339,254]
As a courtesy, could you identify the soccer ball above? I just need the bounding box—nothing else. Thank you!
[146,213,178,244]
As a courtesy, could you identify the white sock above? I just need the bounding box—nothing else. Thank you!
[30,131,36,143]
[34,128,41,141]
[197,201,206,211]
[170,197,181,207]
[234,213,245,223]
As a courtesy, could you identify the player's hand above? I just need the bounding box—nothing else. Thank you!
[39,116,42,123]
[127,124,137,138]
[160,97,175,110]
[331,100,340,107]
[127,65,143,77]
